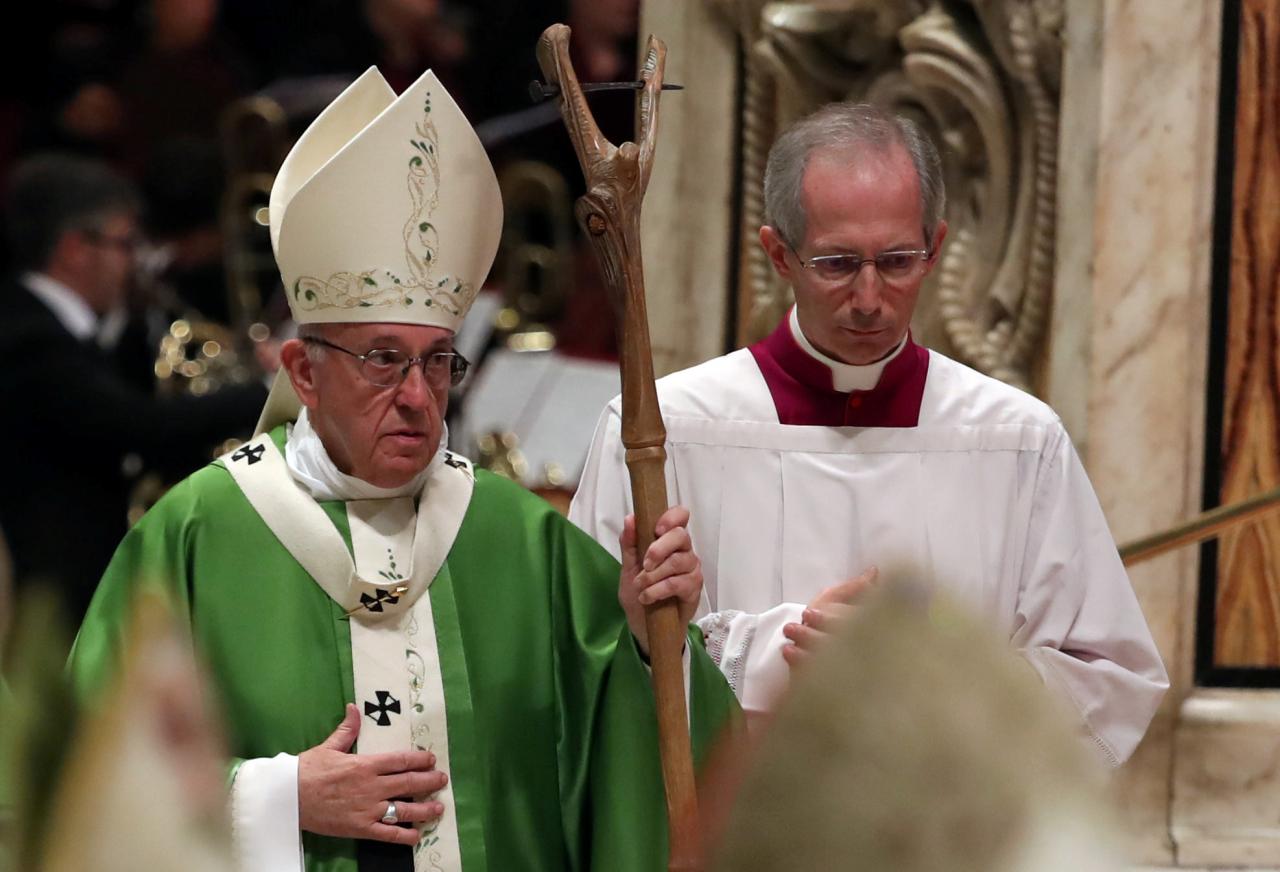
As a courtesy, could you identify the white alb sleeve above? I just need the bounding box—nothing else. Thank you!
[229,753,304,872]
[698,602,805,718]
[1012,425,1169,766]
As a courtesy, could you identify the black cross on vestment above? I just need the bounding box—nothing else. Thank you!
[443,452,467,470]
[232,443,266,465]
[365,690,401,726]
[360,588,402,613]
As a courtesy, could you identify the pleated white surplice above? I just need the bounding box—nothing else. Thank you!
[571,347,1168,766]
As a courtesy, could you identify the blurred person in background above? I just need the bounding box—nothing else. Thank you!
[704,582,1123,872]
[0,153,267,622]
[114,0,252,178]
[362,0,472,95]
[14,2,134,155]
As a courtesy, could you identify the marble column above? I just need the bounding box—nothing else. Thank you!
[637,0,740,377]
[1047,0,1222,865]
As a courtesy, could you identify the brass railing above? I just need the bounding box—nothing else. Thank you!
[1119,485,1280,566]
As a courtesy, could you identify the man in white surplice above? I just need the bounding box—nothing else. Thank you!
[570,102,1168,766]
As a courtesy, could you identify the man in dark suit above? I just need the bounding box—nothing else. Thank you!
[0,154,268,622]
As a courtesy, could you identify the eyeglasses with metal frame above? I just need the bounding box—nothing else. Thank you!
[793,248,932,284]
[302,337,470,388]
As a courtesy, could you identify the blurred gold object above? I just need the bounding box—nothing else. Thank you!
[506,330,556,352]
[128,97,288,526]
[542,462,566,488]
[474,432,572,514]
[136,316,260,523]
[132,314,256,525]
[151,95,288,400]
[220,96,287,333]
[126,474,166,527]
[475,431,529,482]
[212,437,245,458]
[494,306,521,332]
[153,318,256,398]
[495,161,574,349]
[221,96,288,177]
[220,171,277,333]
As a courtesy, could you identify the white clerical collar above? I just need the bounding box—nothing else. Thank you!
[284,407,445,501]
[788,306,908,392]
[22,271,99,341]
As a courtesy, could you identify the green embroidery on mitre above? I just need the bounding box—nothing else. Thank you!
[292,92,478,318]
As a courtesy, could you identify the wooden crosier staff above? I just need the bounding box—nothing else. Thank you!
[536,23,700,871]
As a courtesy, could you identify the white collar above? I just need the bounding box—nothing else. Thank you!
[22,272,99,341]
[788,306,907,392]
[284,407,445,501]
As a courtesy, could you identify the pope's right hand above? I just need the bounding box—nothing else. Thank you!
[298,703,447,845]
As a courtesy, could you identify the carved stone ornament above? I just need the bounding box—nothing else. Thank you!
[721,0,1062,390]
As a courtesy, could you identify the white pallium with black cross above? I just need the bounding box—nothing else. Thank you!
[348,499,458,871]
[223,434,471,871]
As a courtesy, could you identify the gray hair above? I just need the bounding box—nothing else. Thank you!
[5,153,142,270]
[296,322,329,362]
[763,102,945,249]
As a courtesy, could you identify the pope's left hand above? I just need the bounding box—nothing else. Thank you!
[618,505,702,658]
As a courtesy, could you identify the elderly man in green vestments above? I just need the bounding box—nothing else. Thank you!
[70,67,737,872]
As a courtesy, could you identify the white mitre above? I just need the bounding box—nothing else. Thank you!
[256,66,503,434]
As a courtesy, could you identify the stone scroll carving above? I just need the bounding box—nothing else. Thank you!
[719,0,1062,390]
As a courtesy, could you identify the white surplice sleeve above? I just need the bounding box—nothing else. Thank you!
[1012,424,1169,766]
[694,603,803,718]
[228,753,304,872]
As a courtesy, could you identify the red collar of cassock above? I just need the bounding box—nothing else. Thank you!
[747,317,930,427]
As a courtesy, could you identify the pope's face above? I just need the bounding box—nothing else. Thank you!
[760,145,946,365]
[284,322,452,488]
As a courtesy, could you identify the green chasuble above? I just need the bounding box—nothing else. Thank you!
[70,426,738,871]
